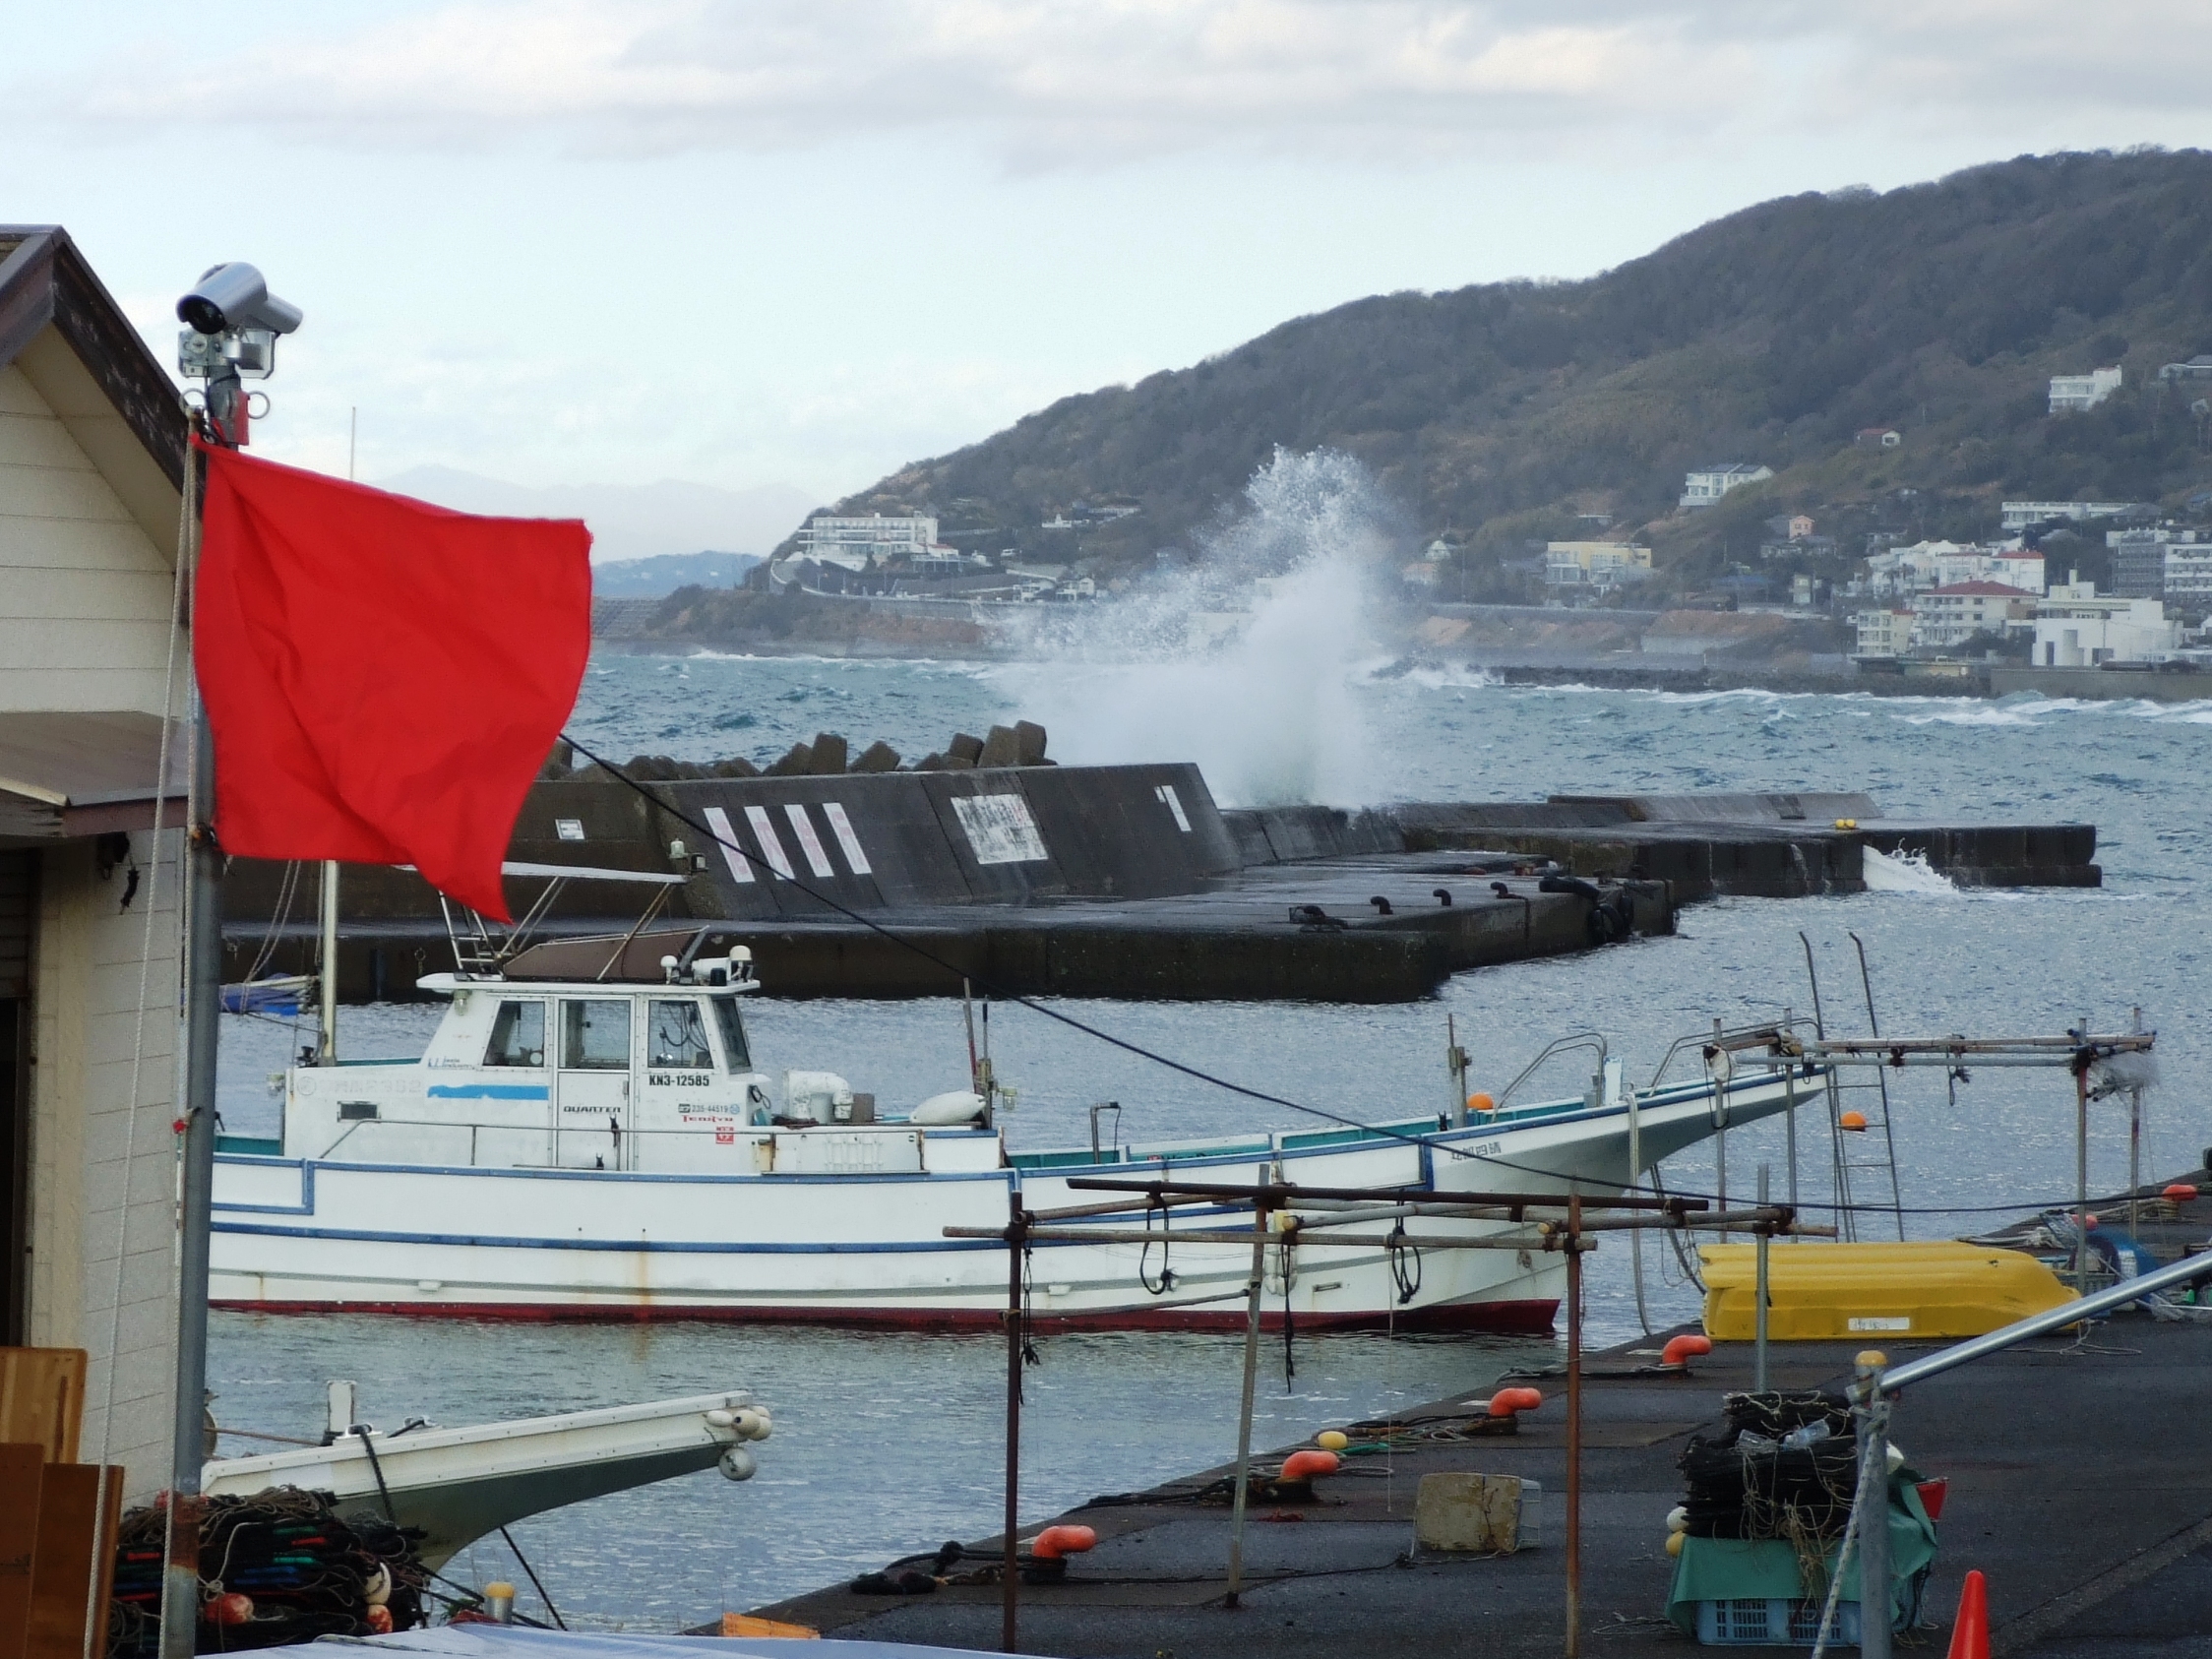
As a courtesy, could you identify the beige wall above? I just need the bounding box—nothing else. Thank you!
[29,832,184,1502]
[0,349,180,715]
[4,318,190,1503]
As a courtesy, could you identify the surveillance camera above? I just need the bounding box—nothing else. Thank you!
[176,262,302,337]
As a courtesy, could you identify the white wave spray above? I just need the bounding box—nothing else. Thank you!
[1004,449,1398,806]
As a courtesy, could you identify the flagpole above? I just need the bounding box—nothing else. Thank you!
[161,439,223,1659]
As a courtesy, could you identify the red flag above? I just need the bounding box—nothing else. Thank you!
[194,444,591,922]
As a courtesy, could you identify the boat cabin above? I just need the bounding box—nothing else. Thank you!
[256,932,1001,1178]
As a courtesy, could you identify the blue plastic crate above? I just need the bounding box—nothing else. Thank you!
[1694,1596,1864,1647]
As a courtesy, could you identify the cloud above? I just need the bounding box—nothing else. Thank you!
[41,1,1795,165]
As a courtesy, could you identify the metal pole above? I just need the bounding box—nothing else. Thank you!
[161,704,221,1659]
[2127,1006,2144,1240]
[1884,1244,2212,1391]
[1225,1202,1267,1609]
[1783,1065,1800,1217]
[1754,1165,1771,1393]
[1002,1192,1023,1654]
[2074,1050,2091,1296]
[317,861,339,1062]
[1852,1354,1891,1659]
[1565,1196,1583,1659]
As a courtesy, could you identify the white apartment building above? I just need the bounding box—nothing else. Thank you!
[798,513,941,572]
[1853,608,1915,658]
[1679,464,1772,509]
[2049,366,2122,413]
[2165,542,2212,606]
[1865,541,2045,599]
[2106,525,2201,599]
[1910,582,2040,650]
[1544,541,1653,587]
[1999,500,2133,531]
[2033,582,2180,666]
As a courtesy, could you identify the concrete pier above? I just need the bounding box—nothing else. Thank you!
[751,1310,2212,1658]
[218,770,2099,1003]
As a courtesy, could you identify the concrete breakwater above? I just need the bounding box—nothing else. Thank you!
[219,768,2097,1004]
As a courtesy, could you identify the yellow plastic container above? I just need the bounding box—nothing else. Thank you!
[1699,1241,2076,1341]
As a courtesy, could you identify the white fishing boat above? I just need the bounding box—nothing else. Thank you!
[203,1384,774,1570]
[211,919,1821,1331]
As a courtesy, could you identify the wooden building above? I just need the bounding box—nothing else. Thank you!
[0,225,190,1500]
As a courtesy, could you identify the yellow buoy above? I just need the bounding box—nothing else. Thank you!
[1665,1530,1686,1557]
[1317,1430,1349,1451]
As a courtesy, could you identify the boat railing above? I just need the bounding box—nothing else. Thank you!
[292,1114,957,1167]
[1643,1015,1819,1092]
[1493,1031,1607,1111]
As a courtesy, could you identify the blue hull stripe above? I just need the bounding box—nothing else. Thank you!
[427,1083,550,1100]
[212,1220,1241,1255]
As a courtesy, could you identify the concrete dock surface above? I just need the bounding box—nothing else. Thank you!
[756,1314,2212,1657]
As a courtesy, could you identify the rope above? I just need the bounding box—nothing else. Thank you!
[497,1526,568,1631]
[97,429,193,1465]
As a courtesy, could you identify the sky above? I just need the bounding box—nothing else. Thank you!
[11,2,2212,512]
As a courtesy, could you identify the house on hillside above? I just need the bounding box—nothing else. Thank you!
[1854,427,1903,449]
[1679,463,1772,509]
[2048,366,2122,413]
[1910,582,2039,649]
[0,225,191,1501]
[1543,540,1652,590]
[2158,354,2212,381]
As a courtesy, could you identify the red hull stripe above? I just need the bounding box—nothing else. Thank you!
[212,1298,1559,1334]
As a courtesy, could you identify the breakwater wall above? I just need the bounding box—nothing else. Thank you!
[220,772,2096,1004]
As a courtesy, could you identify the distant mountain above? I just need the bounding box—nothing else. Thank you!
[378,466,818,564]
[591,550,763,598]
[823,150,2212,592]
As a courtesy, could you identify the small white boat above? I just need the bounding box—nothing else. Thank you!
[203,1386,773,1570]
[211,926,1817,1330]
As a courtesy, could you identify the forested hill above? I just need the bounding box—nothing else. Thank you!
[829,150,2212,590]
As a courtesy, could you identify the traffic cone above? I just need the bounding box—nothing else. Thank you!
[1945,1569,1989,1659]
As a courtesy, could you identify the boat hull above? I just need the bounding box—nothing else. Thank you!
[212,1070,1815,1332]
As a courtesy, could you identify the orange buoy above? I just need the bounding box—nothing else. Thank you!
[1029,1524,1098,1561]
[1278,1449,1340,1482]
[2165,1184,2198,1203]
[1485,1386,1543,1417]
[1467,1092,1496,1114]
[366,1606,395,1635]
[1839,1111,1869,1132]
[205,1594,255,1627]
[1945,1568,1989,1659]
[1661,1333,1713,1367]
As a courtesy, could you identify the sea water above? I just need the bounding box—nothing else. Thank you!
[213,652,2212,1628]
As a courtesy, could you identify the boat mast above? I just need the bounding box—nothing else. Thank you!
[318,861,339,1062]
[321,411,353,1063]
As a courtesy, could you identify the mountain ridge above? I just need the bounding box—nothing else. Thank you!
[820,149,2212,592]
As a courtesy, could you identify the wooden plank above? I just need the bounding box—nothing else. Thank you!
[0,1351,85,1464]
[27,1463,121,1659]
[0,1444,44,1659]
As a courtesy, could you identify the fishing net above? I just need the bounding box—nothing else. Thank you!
[108,1487,425,1655]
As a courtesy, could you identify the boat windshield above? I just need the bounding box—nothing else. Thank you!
[485,1000,546,1068]
[649,1000,713,1070]
[712,997,752,1072]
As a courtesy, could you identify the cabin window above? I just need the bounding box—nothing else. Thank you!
[561,1000,632,1070]
[484,1001,547,1067]
[712,998,752,1072]
[649,1001,714,1070]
